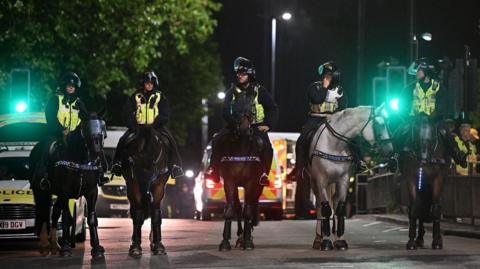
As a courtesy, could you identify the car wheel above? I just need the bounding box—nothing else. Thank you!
[201,209,211,221]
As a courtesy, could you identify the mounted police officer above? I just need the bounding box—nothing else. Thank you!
[111,71,184,179]
[287,62,346,181]
[205,57,279,186]
[41,72,89,188]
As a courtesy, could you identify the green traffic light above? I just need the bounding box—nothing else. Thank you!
[389,98,399,111]
[15,101,28,113]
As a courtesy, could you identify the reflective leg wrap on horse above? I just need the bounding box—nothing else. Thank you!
[131,210,144,246]
[431,204,443,249]
[243,205,256,239]
[408,206,418,240]
[87,212,100,247]
[321,202,332,237]
[151,209,162,243]
[61,207,72,249]
[335,202,346,238]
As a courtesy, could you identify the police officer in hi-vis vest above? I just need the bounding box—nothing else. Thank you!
[287,61,346,181]
[205,57,279,186]
[111,71,184,179]
[41,72,89,187]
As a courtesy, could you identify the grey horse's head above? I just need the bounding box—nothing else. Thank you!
[364,104,394,156]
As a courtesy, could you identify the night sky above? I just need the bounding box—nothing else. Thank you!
[213,0,480,132]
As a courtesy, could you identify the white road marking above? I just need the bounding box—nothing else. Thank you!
[382,227,402,233]
[362,221,381,227]
[374,240,387,243]
[399,228,409,232]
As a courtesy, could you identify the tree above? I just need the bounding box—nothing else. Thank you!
[0,0,222,143]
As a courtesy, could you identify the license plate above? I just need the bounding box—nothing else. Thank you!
[110,204,129,210]
[0,220,26,230]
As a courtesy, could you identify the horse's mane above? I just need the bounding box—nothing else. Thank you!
[330,106,372,125]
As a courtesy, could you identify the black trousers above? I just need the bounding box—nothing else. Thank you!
[295,116,327,168]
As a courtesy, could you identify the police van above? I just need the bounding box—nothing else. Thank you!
[0,113,87,242]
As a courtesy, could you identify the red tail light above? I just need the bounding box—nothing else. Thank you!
[205,178,216,189]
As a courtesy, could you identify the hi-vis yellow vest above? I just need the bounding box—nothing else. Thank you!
[232,86,265,124]
[454,136,477,176]
[57,95,81,132]
[135,92,161,125]
[309,85,338,113]
[412,80,440,116]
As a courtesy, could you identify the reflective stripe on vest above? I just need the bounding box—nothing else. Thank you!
[135,92,161,125]
[57,95,81,132]
[232,86,265,124]
[454,135,477,176]
[412,80,440,116]
[310,102,338,113]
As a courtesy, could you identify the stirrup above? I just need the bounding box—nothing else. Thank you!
[111,163,122,177]
[259,173,269,186]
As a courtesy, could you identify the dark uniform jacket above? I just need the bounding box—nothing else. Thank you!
[222,83,279,128]
[308,81,348,114]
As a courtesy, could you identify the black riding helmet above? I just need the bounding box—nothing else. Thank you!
[62,72,81,89]
[317,61,340,86]
[408,57,436,79]
[234,57,256,81]
[142,71,159,88]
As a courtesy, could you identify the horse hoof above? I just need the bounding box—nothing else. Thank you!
[432,239,443,250]
[129,245,142,259]
[235,237,244,248]
[415,238,425,248]
[219,240,232,251]
[243,239,254,250]
[91,245,105,258]
[60,246,72,257]
[312,239,322,250]
[406,240,417,250]
[334,240,349,250]
[39,243,51,256]
[151,242,167,255]
[320,239,333,251]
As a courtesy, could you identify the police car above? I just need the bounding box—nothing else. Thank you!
[0,113,87,242]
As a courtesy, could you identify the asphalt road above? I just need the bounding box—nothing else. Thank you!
[1,216,480,268]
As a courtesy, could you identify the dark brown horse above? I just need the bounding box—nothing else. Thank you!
[217,92,265,251]
[120,125,169,258]
[398,115,452,250]
[29,114,108,258]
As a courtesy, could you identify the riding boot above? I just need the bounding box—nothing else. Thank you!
[161,128,184,179]
[287,130,308,182]
[258,146,273,186]
[111,140,125,177]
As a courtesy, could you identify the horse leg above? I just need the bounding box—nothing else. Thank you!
[333,179,349,250]
[50,199,62,255]
[127,181,144,258]
[233,187,243,248]
[407,180,419,250]
[59,198,73,256]
[416,220,425,248]
[150,180,166,255]
[33,188,51,256]
[431,174,443,249]
[219,179,236,251]
[241,178,263,251]
[86,189,105,258]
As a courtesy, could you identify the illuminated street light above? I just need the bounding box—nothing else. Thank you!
[281,12,292,21]
[217,91,226,100]
[185,170,195,178]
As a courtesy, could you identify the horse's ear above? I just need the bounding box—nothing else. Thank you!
[98,107,107,120]
[375,103,385,116]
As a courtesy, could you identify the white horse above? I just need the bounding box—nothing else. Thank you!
[308,106,393,250]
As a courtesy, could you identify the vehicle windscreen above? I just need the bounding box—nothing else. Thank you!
[0,157,29,181]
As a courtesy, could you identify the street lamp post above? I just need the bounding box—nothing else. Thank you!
[271,12,292,100]
[201,92,225,150]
